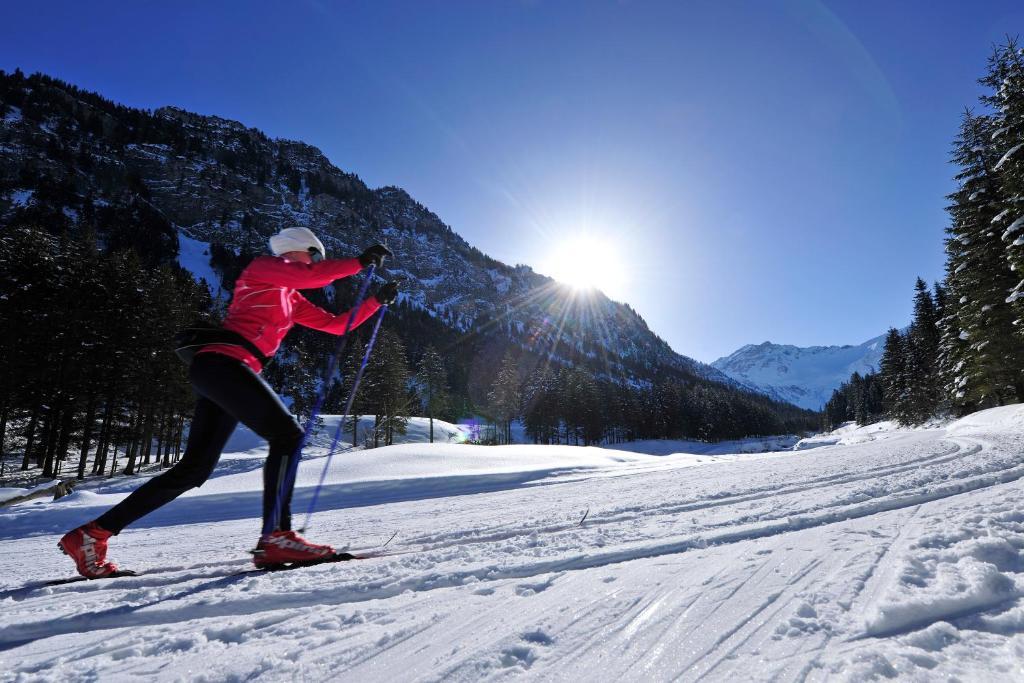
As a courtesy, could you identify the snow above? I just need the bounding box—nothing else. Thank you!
[0,480,62,505]
[994,143,1024,171]
[1009,280,1024,304]
[5,406,1024,679]
[486,268,512,295]
[793,419,908,450]
[1002,215,1024,241]
[177,231,224,298]
[606,434,800,456]
[712,334,888,410]
[0,487,28,502]
[993,208,1011,224]
[7,189,33,207]
[1,106,22,124]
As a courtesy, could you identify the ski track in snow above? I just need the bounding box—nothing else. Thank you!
[3,408,1024,680]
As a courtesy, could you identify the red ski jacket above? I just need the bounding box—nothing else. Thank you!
[198,255,381,373]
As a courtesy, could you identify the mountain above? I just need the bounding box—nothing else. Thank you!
[711,334,887,411]
[0,70,816,436]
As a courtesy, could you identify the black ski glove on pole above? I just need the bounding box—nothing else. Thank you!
[375,281,400,305]
[358,244,393,268]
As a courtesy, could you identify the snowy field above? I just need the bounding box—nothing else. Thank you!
[3,408,1024,680]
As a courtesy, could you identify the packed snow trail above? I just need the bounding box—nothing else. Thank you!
[2,408,1024,680]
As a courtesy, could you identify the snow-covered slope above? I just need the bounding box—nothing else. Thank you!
[176,232,225,299]
[4,406,1024,680]
[712,333,887,410]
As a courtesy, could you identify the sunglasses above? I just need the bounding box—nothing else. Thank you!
[308,246,324,263]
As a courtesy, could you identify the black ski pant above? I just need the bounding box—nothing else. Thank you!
[95,353,303,535]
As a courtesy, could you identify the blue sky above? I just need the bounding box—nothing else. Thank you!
[3,1,1023,362]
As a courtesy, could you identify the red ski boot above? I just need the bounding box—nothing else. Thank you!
[253,530,337,569]
[58,521,120,578]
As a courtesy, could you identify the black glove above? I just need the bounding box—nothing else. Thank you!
[375,281,400,306]
[358,244,393,268]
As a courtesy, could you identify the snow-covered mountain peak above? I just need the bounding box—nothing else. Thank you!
[711,334,888,411]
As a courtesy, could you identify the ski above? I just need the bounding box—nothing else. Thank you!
[252,551,364,572]
[249,529,399,572]
[28,554,378,592]
[43,570,139,587]
[29,531,399,591]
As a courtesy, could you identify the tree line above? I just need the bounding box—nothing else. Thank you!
[826,38,1024,429]
[0,223,818,482]
[489,351,817,446]
[0,227,208,479]
[822,278,940,430]
[0,226,456,478]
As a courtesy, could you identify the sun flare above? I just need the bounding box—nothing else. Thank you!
[543,235,627,299]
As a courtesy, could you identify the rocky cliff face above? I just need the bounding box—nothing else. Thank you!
[0,72,738,391]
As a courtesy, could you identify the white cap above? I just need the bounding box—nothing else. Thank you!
[269,226,326,257]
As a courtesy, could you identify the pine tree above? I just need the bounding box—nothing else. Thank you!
[522,366,559,444]
[904,278,941,423]
[879,328,909,421]
[363,330,410,447]
[943,108,1024,409]
[487,351,521,445]
[981,40,1024,324]
[417,345,448,443]
[849,372,870,426]
[823,372,885,429]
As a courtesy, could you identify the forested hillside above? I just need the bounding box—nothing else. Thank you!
[0,70,817,478]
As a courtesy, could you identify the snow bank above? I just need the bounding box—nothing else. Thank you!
[0,487,28,502]
[864,555,1019,637]
[947,403,1024,436]
[795,420,912,451]
[796,405,1024,453]
[0,480,61,505]
[602,434,799,456]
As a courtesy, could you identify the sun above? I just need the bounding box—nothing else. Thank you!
[543,235,627,299]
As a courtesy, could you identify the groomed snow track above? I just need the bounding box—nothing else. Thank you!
[3,407,1024,680]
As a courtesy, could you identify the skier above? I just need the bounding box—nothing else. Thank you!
[58,227,400,578]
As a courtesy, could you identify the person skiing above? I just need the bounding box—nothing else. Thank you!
[58,226,400,578]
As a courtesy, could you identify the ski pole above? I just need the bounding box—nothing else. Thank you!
[263,264,377,538]
[299,303,388,532]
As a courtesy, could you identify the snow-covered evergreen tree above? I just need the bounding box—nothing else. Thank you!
[879,328,909,422]
[943,79,1024,409]
[903,279,941,423]
[981,40,1024,316]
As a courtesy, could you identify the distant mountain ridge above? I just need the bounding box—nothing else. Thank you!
[0,70,751,398]
[711,334,887,411]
